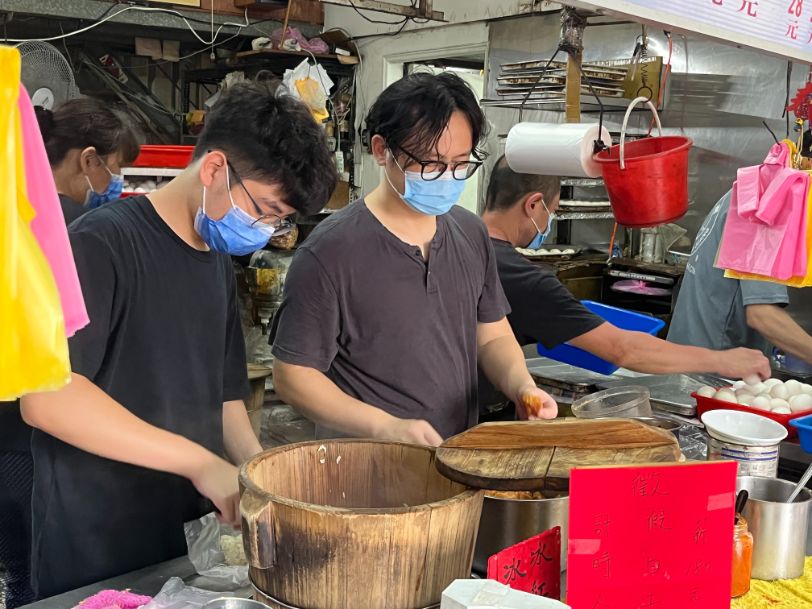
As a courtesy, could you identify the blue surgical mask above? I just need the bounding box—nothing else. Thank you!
[193,165,276,256]
[387,153,466,216]
[526,202,555,249]
[85,167,124,209]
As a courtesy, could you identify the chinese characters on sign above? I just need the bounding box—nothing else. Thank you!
[487,527,561,600]
[566,462,737,609]
[579,0,812,62]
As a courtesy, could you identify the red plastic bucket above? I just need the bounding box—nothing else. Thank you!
[593,97,693,227]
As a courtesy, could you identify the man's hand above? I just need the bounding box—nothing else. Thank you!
[715,348,771,381]
[515,382,558,420]
[190,455,241,528]
[374,415,444,446]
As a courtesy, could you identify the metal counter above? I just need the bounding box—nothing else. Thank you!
[19,556,250,609]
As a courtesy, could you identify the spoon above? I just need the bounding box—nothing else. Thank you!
[734,489,748,524]
[787,461,812,503]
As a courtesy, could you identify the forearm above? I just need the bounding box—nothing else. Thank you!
[21,373,214,480]
[748,305,812,364]
[478,334,535,403]
[223,400,263,466]
[612,332,722,375]
[272,360,395,437]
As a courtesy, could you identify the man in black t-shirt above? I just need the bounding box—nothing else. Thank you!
[478,155,770,415]
[270,74,557,445]
[20,83,337,598]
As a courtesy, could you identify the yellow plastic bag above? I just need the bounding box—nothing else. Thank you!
[0,46,70,400]
[724,140,812,287]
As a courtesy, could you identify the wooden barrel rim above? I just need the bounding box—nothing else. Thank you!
[239,438,481,515]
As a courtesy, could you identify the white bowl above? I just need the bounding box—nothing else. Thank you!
[701,409,788,446]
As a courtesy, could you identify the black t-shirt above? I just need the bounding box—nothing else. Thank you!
[270,200,509,440]
[58,193,87,225]
[30,196,250,598]
[478,239,604,413]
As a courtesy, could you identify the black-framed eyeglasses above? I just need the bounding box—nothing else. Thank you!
[393,146,485,181]
[227,161,294,234]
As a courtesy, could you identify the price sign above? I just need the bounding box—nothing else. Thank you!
[487,527,561,600]
[566,461,737,609]
[568,0,812,63]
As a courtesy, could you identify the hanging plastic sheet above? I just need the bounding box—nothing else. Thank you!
[18,83,88,336]
[0,46,70,400]
[716,142,809,281]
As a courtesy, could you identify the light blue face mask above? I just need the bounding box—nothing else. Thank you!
[85,166,124,209]
[388,152,466,216]
[193,165,276,256]
[526,201,555,249]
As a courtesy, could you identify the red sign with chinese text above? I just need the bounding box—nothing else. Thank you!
[487,527,561,600]
[566,462,737,609]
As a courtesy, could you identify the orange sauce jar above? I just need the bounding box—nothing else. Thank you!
[732,517,753,598]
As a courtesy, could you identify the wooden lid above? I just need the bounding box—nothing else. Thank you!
[436,418,682,491]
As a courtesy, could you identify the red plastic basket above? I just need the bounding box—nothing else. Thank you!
[130,145,194,169]
[693,392,812,439]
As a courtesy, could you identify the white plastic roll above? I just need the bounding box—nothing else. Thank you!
[505,122,612,178]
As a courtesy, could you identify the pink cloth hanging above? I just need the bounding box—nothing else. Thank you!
[18,85,89,336]
[716,142,809,280]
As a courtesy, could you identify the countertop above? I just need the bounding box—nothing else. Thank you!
[19,556,250,609]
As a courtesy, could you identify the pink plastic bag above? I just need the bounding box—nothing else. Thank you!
[716,142,809,280]
[18,85,89,336]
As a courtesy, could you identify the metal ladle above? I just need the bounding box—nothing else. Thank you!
[787,461,812,503]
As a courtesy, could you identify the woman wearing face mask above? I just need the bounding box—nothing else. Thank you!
[34,97,139,224]
[270,72,558,448]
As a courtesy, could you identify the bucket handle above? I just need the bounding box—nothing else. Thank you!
[241,488,276,569]
[619,96,663,170]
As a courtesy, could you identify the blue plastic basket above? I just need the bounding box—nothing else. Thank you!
[536,300,666,375]
[790,414,812,453]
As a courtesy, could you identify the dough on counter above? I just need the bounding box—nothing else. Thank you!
[221,534,247,566]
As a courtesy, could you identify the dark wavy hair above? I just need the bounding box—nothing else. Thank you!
[363,71,488,161]
[35,98,140,166]
[194,81,338,216]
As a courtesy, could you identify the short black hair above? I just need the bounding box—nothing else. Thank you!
[194,82,337,216]
[802,129,812,158]
[35,97,140,166]
[485,155,561,212]
[363,72,487,160]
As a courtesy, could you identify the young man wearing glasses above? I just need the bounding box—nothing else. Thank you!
[20,83,337,598]
[270,73,557,446]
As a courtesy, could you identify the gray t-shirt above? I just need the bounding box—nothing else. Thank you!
[270,200,509,440]
[667,190,789,353]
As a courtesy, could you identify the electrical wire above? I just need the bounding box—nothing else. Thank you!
[5,5,251,46]
[346,0,409,25]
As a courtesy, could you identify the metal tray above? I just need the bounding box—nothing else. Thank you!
[596,374,704,417]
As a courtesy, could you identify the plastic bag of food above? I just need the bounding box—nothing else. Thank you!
[184,513,248,588]
[139,577,230,609]
[282,58,333,122]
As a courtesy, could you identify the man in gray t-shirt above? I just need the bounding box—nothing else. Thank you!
[669,191,790,354]
[270,73,557,445]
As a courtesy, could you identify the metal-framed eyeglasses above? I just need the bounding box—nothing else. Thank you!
[227,161,294,234]
[393,146,485,181]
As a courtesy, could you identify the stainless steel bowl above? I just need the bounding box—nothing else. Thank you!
[473,492,569,575]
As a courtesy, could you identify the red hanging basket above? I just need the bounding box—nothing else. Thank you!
[593,97,693,228]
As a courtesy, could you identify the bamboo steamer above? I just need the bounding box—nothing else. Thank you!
[239,440,483,609]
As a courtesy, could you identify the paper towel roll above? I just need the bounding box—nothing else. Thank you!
[505,122,612,178]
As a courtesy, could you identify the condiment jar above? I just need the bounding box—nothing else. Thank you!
[732,517,753,598]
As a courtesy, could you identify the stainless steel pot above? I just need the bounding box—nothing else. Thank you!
[736,476,812,580]
[473,493,569,575]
